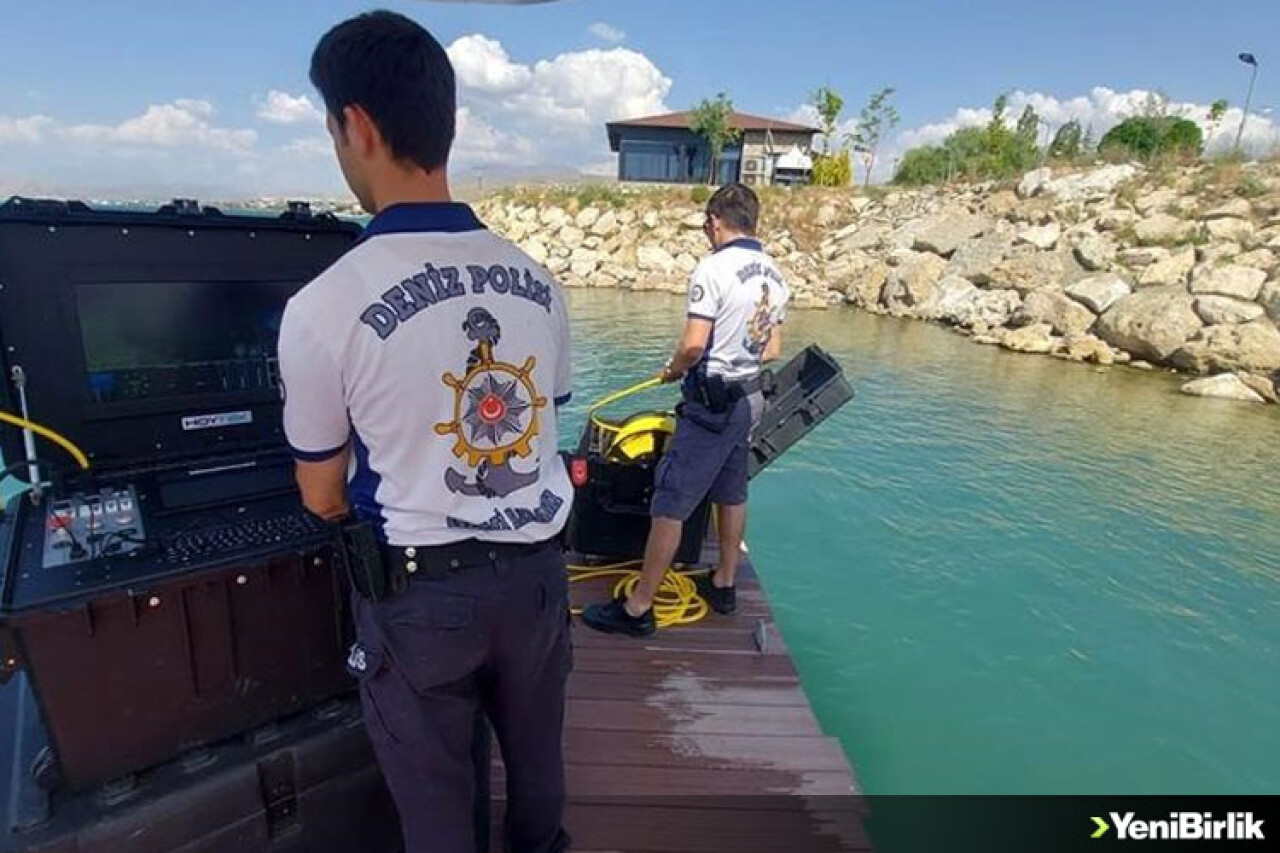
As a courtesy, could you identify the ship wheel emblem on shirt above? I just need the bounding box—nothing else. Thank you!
[435,308,546,498]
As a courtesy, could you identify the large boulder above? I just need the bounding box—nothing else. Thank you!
[969,289,1023,328]
[830,221,890,253]
[1095,286,1203,362]
[1234,248,1276,272]
[1180,373,1266,403]
[1018,223,1062,250]
[539,206,570,228]
[1060,332,1117,365]
[1170,320,1280,373]
[843,259,891,307]
[1097,208,1140,232]
[945,231,1014,285]
[1042,164,1139,203]
[1202,198,1253,220]
[911,210,991,258]
[1066,274,1131,314]
[1134,213,1197,246]
[1017,167,1053,199]
[920,275,980,324]
[1138,246,1196,287]
[558,225,586,248]
[882,252,947,308]
[1135,188,1178,215]
[1011,286,1097,336]
[1258,281,1280,322]
[987,248,1067,295]
[1119,246,1168,268]
[1205,217,1255,243]
[590,209,619,237]
[1073,232,1117,271]
[1189,264,1267,300]
[1001,322,1055,354]
[1193,296,1265,326]
[636,244,676,275]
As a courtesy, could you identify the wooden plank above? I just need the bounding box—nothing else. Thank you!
[570,625,790,657]
[567,671,809,707]
[492,764,859,798]
[565,698,822,737]
[570,648,800,679]
[556,731,854,774]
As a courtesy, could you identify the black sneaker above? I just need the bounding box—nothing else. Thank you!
[581,596,657,638]
[693,572,737,616]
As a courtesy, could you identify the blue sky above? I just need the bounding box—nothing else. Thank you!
[2,0,1277,198]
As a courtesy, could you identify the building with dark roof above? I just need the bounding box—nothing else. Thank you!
[605,111,819,186]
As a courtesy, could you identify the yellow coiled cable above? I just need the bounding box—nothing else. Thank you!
[567,561,709,628]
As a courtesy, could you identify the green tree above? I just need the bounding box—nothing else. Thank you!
[690,93,743,185]
[847,87,899,187]
[810,86,845,155]
[1206,98,1230,150]
[1015,105,1041,144]
[1099,116,1203,161]
[1049,120,1084,160]
[892,93,1041,185]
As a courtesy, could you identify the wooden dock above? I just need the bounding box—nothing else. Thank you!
[493,561,870,853]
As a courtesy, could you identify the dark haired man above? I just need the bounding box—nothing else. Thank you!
[582,183,790,637]
[278,11,572,853]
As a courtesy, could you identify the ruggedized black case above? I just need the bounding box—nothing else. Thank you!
[0,198,363,793]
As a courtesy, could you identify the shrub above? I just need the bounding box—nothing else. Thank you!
[811,150,852,187]
[689,185,711,205]
[1099,117,1203,161]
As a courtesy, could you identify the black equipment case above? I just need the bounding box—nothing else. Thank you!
[0,198,362,793]
[748,344,855,478]
[565,344,854,563]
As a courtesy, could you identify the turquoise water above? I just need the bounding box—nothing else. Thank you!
[559,289,1280,795]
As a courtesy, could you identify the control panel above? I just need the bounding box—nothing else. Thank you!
[42,486,146,568]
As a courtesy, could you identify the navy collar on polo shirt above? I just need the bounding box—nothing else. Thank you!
[716,237,763,254]
[360,202,486,241]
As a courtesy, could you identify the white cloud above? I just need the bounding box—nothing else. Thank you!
[454,106,535,167]
[0,114,53,143]
[257,90,324,125]
[448,34,533,95]
[60,99,257,153]
[587,22,626,44]
[281,136,333,159]
[445,35,671,171]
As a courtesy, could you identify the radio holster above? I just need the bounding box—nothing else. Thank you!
[335,518,403,604]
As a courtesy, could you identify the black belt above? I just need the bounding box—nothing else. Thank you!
[381,537,559,582]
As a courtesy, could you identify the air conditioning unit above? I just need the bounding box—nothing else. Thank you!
[743,158,761,174]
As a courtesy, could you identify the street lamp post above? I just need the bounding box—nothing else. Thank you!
[1235,52,1260,155]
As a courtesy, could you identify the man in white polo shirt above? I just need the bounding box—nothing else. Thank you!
[278,12,572,853]
[583,183,790,637]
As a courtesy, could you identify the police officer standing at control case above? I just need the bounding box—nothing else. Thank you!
[279,12,573,853]
[582,184,790,637]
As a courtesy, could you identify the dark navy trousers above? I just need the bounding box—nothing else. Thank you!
[349,544,572,853]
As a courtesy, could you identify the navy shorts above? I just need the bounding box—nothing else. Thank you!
[651,393,761,521]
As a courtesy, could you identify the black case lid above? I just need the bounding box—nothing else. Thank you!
[0,197,361,481]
